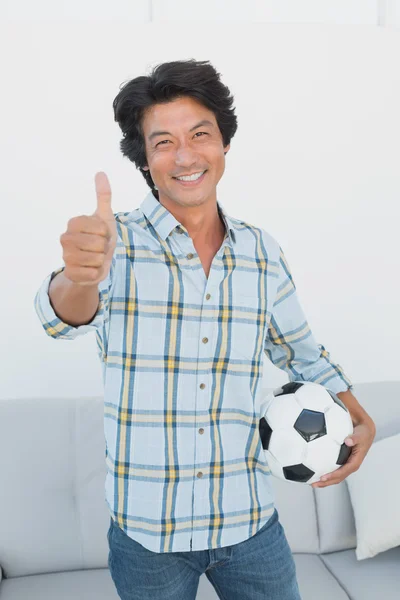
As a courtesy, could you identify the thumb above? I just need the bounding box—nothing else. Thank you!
[94,171,113,222]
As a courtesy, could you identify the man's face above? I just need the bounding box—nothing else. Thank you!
[141,96,230,208]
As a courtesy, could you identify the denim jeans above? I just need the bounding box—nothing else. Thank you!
[107,507,302,600]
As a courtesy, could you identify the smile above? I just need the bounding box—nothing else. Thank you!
[173,170,207,186]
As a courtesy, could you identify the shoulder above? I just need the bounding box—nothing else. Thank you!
[230,215,281,257]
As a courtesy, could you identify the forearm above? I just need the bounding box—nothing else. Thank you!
[48,270,100,327]
[337,388,376,430]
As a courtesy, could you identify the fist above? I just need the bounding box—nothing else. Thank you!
[60,172,117,286]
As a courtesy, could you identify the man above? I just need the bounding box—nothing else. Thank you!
[34,59,375,600]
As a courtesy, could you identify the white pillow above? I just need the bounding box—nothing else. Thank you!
[345,432,400,560]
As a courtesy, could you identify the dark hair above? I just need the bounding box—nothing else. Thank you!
[112,59,238,198]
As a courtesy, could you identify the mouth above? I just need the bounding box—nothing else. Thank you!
[172,170,207,187]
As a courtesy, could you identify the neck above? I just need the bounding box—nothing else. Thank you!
[156,192,226,244]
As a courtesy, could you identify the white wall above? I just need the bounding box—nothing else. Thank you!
[1,1,399,399]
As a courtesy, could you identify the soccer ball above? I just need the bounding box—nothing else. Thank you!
[259,381,354,484]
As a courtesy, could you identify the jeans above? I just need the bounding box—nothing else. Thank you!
[107,507,302,600]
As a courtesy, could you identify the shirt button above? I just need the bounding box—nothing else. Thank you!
[198,428,204,434]
[206,293,211,300]
[187,253,194,259]
[197,472,203,478]
[202,337,208,344]
[200,383,205,389]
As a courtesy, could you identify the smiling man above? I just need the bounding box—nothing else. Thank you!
[34,59,375,600]
[140,96,230,278]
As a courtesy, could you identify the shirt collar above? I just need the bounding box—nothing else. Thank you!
[140,190,236,247]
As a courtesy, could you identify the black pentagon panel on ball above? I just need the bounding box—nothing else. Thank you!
[337,442,352,465]
[283,463,315,483]
[274,381,304,397]
[259,417,273,451]
[294,409,326,442]
[327,390,348,412]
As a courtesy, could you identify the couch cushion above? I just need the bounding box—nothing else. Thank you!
[294,554,350,600]
[270,478,319,553]
[321,546,400,600]
[349,382,400,443]
[314,482,357,552]
[314,381,400,553]
[0,569,119,600]
[345,432,400,560]
[0,397,111,578]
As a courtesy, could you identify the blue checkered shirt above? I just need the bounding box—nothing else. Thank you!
[34,190,353,553]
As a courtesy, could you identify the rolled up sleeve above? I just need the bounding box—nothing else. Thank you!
[264,245,353,395]
[34,258,115,341]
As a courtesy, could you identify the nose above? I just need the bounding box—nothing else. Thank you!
[174,145,200,168]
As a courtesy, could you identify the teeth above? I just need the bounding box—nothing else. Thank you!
[176,171,205,182]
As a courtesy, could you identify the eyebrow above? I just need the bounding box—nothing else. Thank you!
[148,119,214,142]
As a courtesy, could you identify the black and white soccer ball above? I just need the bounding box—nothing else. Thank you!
[259,381,353,484]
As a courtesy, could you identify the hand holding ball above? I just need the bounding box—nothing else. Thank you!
[259,381,353,485]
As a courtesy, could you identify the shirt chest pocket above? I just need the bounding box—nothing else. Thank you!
[233,292,265,317]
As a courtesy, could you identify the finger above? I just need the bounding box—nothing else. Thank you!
[94,171,113,220]
[65,249,106,268]
[313,459,362,488]
[312,480,337,488]
[66,217,110,239]
[321,463,352,481]
[74,232,108,253]
[312,473,347,487]
[315,473,341,486]
[333,459,362,480]
[323,445,364,479]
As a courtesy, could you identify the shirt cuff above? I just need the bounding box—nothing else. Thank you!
[34,267,106,340]
[324,377,354,396]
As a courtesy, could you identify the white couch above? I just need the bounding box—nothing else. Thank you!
[0,381,399,599]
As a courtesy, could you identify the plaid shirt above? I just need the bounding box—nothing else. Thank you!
[34,190,353,553]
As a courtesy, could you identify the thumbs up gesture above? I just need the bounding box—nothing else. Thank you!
[61,172,117,286]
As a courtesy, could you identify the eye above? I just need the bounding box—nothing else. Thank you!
[155,132,208,147]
